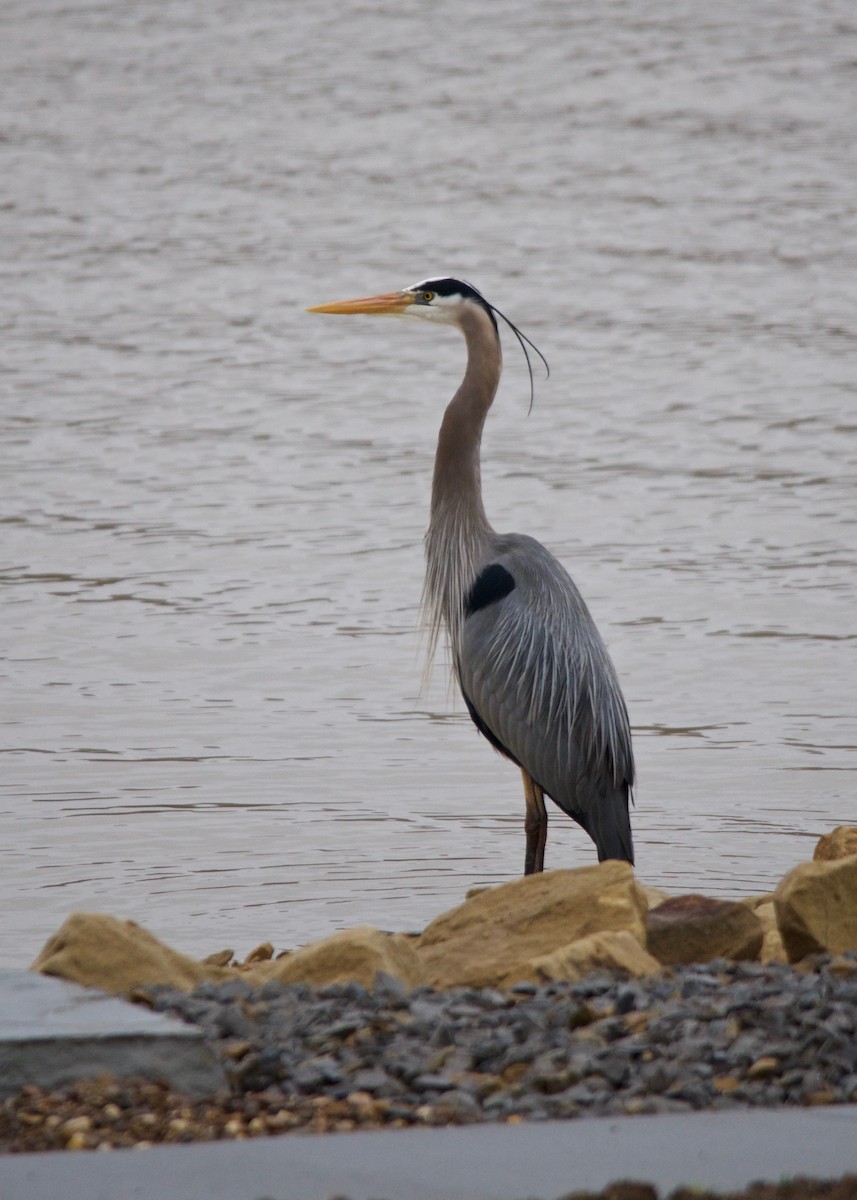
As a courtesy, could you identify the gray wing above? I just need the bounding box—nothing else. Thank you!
[456,534,634,863]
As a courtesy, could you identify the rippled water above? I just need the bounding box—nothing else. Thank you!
[1,0,855,966]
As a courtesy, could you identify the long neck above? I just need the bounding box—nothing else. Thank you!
[422,303,502,671]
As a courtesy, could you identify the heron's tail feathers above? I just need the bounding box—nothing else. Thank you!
[570,784,634,865]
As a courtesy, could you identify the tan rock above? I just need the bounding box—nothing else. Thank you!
[202,949,234,966]
[415,861,648,989]
[261,926,426,990]
[642,885,671,911]
[774,855,857,962]
[828,954,857,978]
[31,913,232,997]
[747,1056,780,1080]
[814,826,857,862]
[750,901,788,965]
[646,895,763,965]
[712,1075,740,1094]
[526,930,660,984]
[242,942,274,965]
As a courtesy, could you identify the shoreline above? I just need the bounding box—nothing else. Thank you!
[4,952,857,1155]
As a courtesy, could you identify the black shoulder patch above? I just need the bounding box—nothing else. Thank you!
[465,563,516,617]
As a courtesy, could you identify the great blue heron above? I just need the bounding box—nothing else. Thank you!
[308,277,634,873]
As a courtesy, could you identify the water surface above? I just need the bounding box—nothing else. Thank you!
[1,0,855,965]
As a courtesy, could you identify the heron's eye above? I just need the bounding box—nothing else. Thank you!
[421,291,435,303]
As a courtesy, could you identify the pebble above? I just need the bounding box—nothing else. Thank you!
[140,953,857,1123]
[2,954,857,1155]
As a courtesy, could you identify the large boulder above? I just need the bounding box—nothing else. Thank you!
[526,930,660,983]
[259,926,425,990]
[646,895,764,966]
[31,913,232,997]
[415,861,648,989]
[814,826,857,862]
[774,855,857,962]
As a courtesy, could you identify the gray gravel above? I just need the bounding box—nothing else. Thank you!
[144,956,857,1123]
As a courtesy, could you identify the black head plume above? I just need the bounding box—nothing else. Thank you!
[414,277,550,413]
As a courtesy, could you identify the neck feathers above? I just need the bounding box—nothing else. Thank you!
[421,303,502,675]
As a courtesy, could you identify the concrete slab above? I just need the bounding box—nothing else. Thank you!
[0,970,225,1100]
[2,1105,857,1200]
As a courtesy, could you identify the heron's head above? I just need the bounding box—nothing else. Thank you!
[307,276,495,330]
[308,277,549,405]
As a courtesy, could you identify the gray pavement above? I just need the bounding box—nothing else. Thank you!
[2,1106,857,1200]
[0,970,225,1100]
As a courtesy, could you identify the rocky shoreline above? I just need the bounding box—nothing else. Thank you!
[146,955,857,1123]
[3,826,857,1176]
[3,953,856,1155]
[26,828,857,1004]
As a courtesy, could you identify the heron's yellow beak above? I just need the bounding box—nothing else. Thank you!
[307,290,416,316]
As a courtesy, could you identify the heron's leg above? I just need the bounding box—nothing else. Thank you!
[522,769,548,875]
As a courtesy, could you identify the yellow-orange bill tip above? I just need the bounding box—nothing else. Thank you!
[306,291,414,316]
